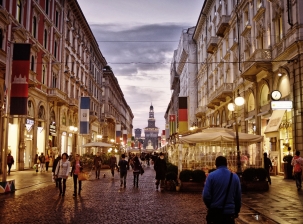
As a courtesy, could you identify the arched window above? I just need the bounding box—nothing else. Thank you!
[45,0,49,15]
[30,55,35,71]
[247,93,255,112]
[16,0,22,23]
[44,29,48,49]
[260,85,269,106]
[32,16,37,38]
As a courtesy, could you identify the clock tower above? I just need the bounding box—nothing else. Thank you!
[144,104,159,150]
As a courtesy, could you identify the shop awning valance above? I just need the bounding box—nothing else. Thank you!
[179,128,263,144]
[264,110,285,134]
[82,142,113,147]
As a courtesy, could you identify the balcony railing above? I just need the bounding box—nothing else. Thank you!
[206,36,219,54]
[207,83,233,109]
[216,15,231,37]
[195,106,207,118]
[47,88,68,103]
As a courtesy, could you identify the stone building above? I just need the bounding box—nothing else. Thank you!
[193,0,303,174]
[0,0,133,171]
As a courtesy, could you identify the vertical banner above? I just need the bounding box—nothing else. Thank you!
[122,130,127,145]
[131,136,135,147]
[116,124,121,143]
[178,97,188,133]
[79,97,90,134]
[169,115,176,135]
[10,43,31,115]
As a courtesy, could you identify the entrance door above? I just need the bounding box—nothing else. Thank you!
[25,140,32,169]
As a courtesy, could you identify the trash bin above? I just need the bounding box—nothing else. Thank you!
[283,163,293,179]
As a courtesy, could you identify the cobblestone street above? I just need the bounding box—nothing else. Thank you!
[0,167,206,224]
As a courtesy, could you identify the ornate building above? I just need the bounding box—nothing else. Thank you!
[144,104,159,150]
[0,0,133,172]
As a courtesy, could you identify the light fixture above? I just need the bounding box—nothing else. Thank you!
[110,139,114,143]
[97,134,102,139]
[278,72,282,77]
[235,92,244,106]
[228,102,235,111]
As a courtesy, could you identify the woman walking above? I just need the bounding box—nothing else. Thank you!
[55,153,70,196]
[71,154,83,196]
[45,153,50,172]
[132,156,141,188]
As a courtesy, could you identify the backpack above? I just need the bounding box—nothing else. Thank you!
[40,156,45,163]
[7,156,14,164]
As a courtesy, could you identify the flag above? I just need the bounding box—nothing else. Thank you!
[79,97,90,134]
[178,97,188,133]
[10,43,31,115]
[169,115,176,135]
[123,130,127,145]
[165,123,169,139]
[116,124,121,143]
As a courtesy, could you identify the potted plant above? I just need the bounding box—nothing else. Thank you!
[241,168,269,191]
[179,169,206,192]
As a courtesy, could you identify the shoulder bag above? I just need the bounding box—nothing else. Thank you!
[206,172,233,223]
[54,160,61,179]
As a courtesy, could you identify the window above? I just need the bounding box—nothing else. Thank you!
[44,29,47,49]
[45,0,49,15]
[0,29,3,49]
[55,10,59,27]
[16,0,22,23]
[65,54,69,67]
[54,41,57,58]
[32,16,37,38]
[52,73,57,88]
[30,55,35,71]
[42,65,46,84]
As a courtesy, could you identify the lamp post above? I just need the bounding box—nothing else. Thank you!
[228,93,244,175]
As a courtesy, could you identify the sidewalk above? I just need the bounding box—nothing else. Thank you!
[0,168,302,223]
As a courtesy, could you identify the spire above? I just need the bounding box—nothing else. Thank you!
[150,103,153,111]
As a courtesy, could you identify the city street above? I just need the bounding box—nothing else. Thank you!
[0,166,302,224]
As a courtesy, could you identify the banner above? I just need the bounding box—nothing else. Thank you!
[116,124,121,143]
[169,115,176,135]
[79,97,90,134]
[122,130,127,145]
[178,97,188,133]
[10,43,31,115]
[165,123,169,139]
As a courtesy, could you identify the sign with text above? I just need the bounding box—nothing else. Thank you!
[271,101,293,110]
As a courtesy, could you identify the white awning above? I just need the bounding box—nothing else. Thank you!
[264,110,285,134]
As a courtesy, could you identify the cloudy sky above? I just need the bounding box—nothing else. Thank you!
[77,0,203,134]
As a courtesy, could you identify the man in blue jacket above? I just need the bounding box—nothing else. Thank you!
[202,156,241,224]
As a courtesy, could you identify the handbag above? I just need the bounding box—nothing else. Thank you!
[206,172,233,223]
[140,166,144,175]
[54,160,61,180]
[78,172,89,181]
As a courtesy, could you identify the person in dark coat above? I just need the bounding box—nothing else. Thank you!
[132,156,142,188]
[264,152,273,185]
[154,152,167,190]
[93,152,102,179]
[109,154,118,178]
[52,155,61,187]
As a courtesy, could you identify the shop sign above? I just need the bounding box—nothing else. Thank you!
[69,133,73,137]
[62,132,67,136]
[49,124,56,134]
[271,101,293,110]
[26,119,34,132]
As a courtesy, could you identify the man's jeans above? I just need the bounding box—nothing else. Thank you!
[294,171,302,189]
[120,171,127,186]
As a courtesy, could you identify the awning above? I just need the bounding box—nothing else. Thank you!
[264,110,285,133]
[82,142,113,147]
[257,110,271,117]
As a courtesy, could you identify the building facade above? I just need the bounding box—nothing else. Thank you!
[0,0,133,172]
[192,0,303,174]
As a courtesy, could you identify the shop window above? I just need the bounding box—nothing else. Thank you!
[44,29,48,49]
[247,93,255,112]
[30,55,35,71]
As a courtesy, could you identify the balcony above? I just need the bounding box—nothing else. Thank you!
[47,88,68,105]
[242,49,272,82]
[28,70,38,87]
[207,83,233,109]
[69,98,78,110]
[89,110,98,122]
[216,15,231,37]
[206,37,219,54]
[195,106,207,118]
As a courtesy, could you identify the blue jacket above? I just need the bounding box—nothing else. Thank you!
[202,166,241,215]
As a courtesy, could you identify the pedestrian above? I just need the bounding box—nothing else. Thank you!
[203,156,241,224]
[264,152,273,185]
[93,152,102,179]
[109,154,118,178]
[145,153,150,166]
[71,154,83,197]
[52,154,61,187]
[291,151,303,191]
[54,153,70,196]
[39,153,46,172]
[154,152,167,190]
[7,153,14,175]
[132,156,141,188]
[45,153,50,172]
[34,153,39,172]
[118,154,128,188]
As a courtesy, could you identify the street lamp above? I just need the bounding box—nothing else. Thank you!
[228,91,244,175]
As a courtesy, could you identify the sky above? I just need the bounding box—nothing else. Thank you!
[77,0,203,135]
